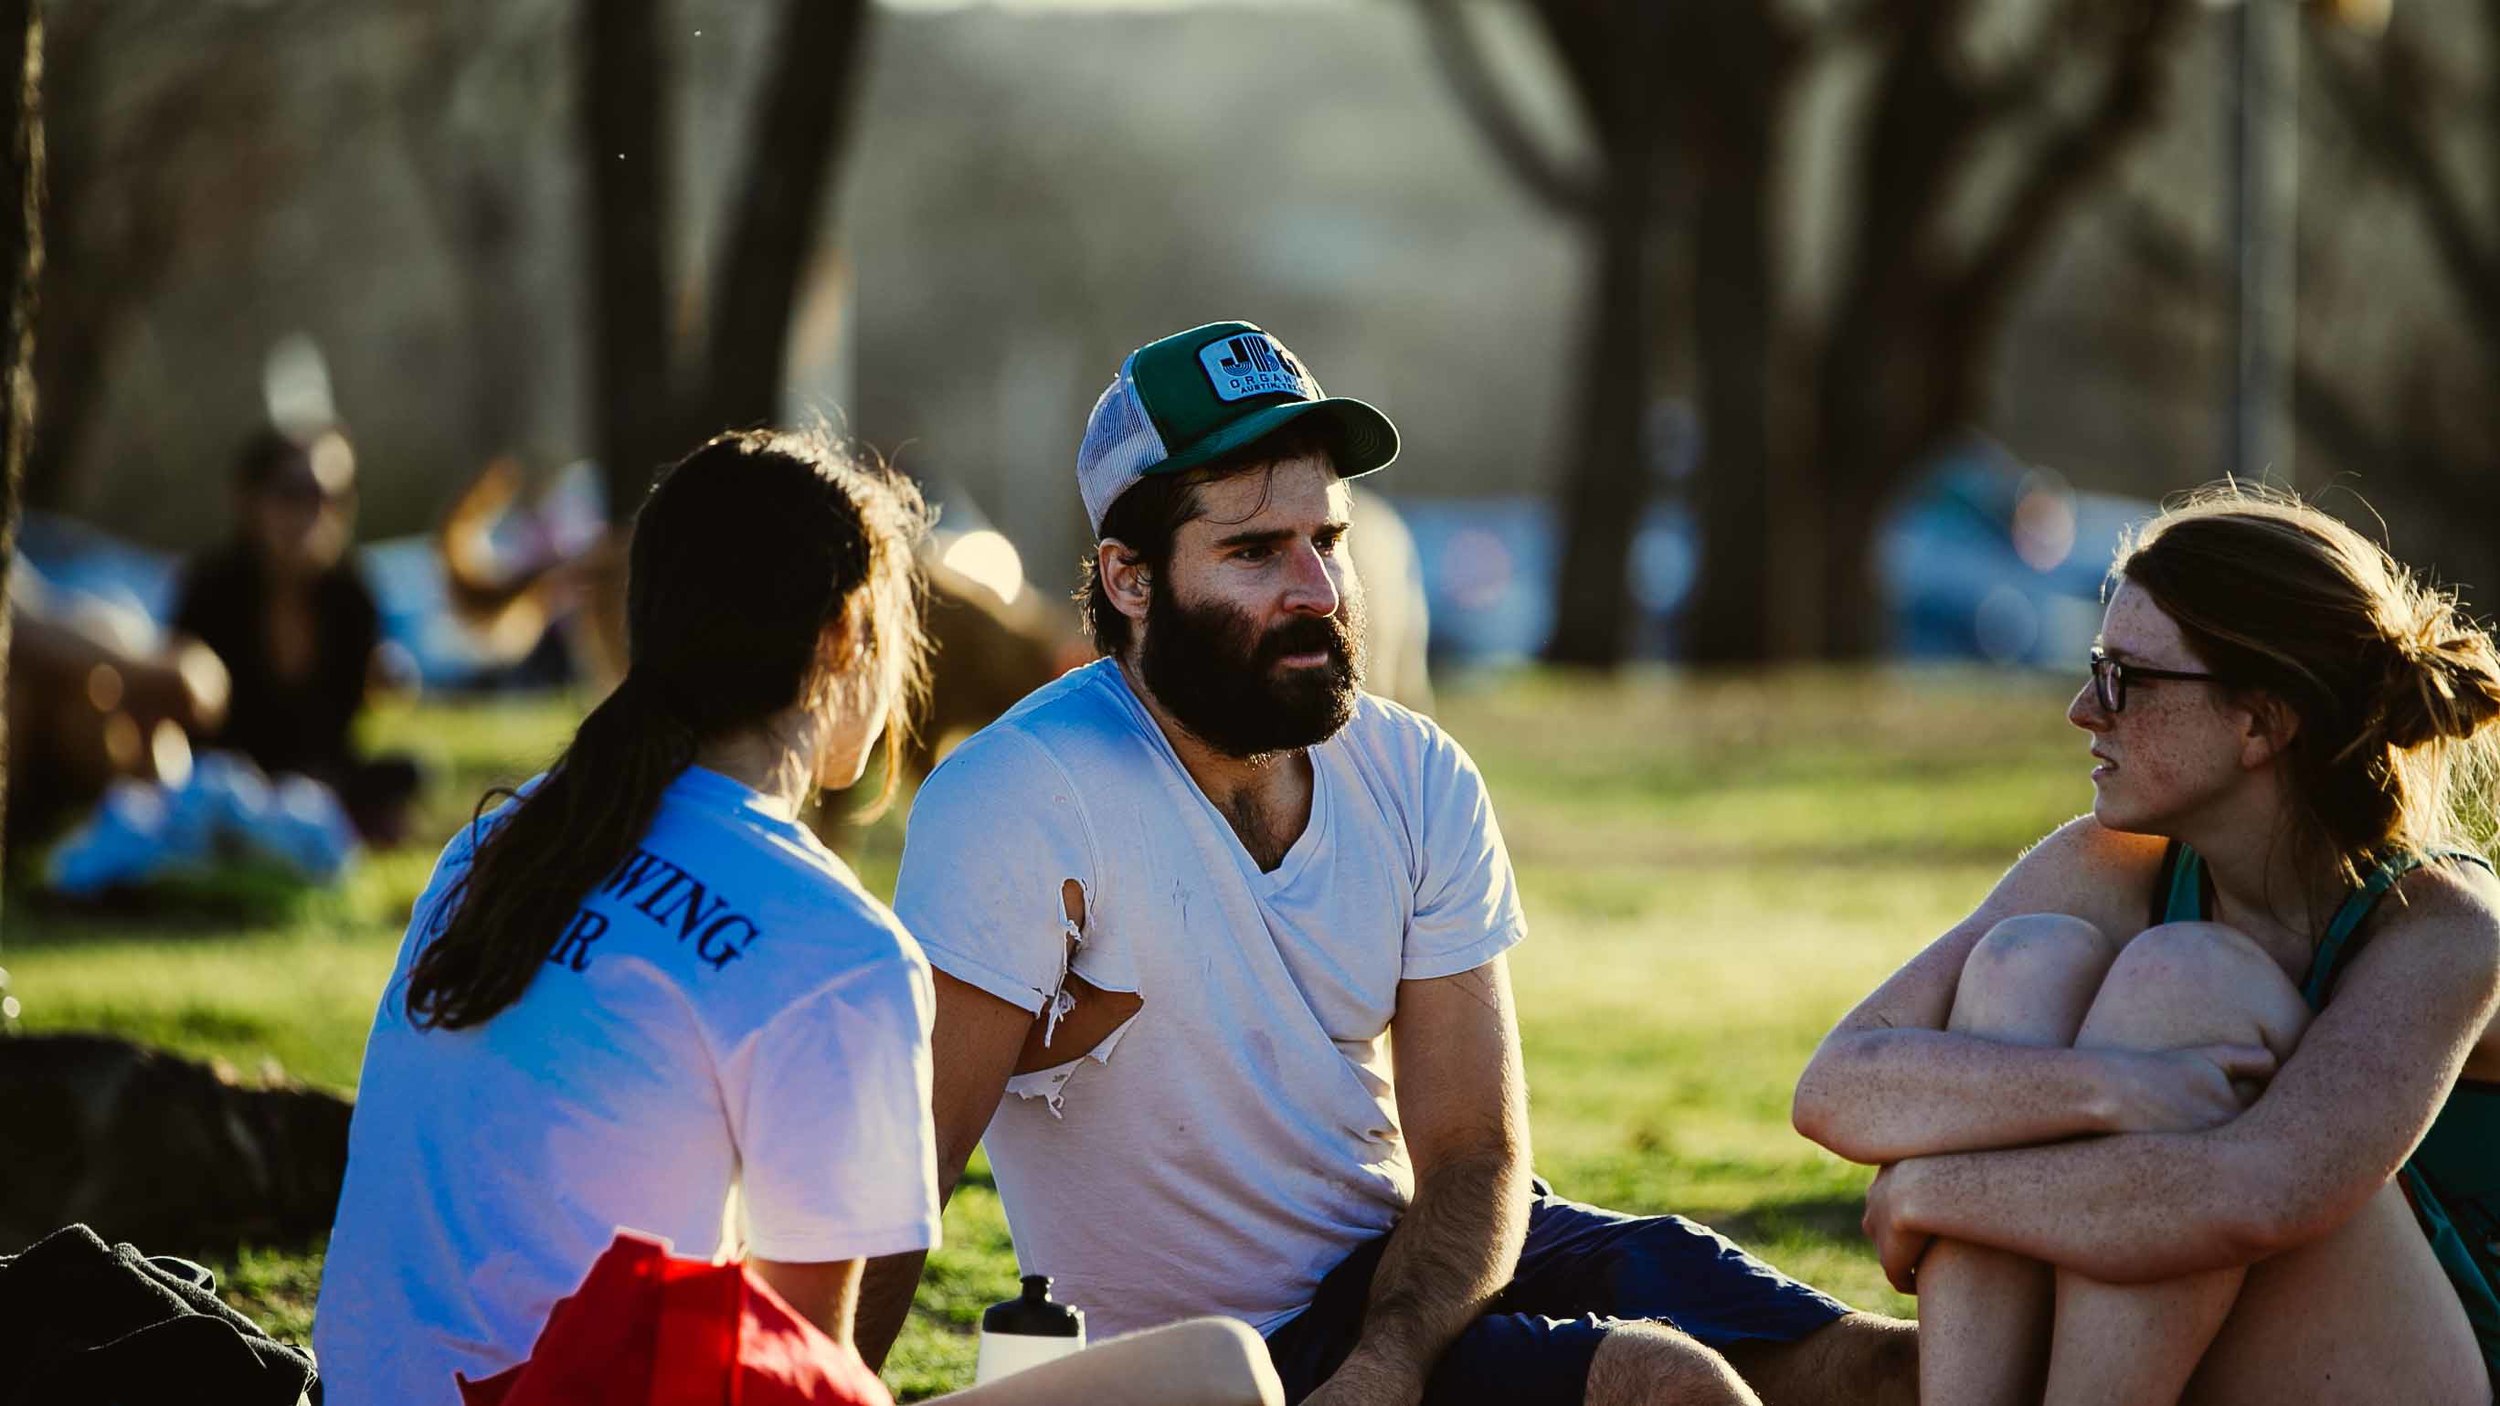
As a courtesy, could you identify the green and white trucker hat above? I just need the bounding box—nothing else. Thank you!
[1076,321,1400,534]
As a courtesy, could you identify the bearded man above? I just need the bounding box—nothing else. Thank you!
[856,323,1917,1406]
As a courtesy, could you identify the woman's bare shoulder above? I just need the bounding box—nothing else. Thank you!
[2378,856,2500,954]
[1988,815,2170,938]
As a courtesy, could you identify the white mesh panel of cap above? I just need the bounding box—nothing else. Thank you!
[1075,357,1168,534]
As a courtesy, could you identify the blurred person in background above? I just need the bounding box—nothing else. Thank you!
[862,323,1917,1406]
[314,430,1277,1406]
[172,424,420,843]
[1797,487,2500,1403]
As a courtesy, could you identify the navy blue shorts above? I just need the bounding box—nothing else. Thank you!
[1263,1181,1852,1406]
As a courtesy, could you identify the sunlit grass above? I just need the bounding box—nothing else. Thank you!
[3,667,2092,1394]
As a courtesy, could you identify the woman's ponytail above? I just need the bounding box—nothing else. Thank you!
[401,429,929,1030]
[403,677,698,1030]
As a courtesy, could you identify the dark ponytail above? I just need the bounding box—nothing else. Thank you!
[403,430,930,1030]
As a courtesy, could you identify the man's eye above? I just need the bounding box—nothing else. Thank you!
[1235,546,1273,563]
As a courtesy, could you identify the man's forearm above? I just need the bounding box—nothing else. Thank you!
[855,1250,930,1372]
[1341,1150,1530,1383]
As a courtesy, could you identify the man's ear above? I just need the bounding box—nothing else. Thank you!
[2239,692,2302,770]
[1097,539,1152,626]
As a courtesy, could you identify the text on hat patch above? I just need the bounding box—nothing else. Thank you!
[1199,334,1317,404]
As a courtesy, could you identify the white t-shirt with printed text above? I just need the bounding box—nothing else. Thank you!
[315,766,940,1404]
[895,660,1525,1339]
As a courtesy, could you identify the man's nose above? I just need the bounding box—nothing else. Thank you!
[1280,542,1340,616]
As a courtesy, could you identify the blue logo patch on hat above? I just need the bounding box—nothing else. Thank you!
[1198,333,1317,404]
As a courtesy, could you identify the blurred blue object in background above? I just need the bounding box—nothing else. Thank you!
[1394,437,2156,669]
[16,512,541,692]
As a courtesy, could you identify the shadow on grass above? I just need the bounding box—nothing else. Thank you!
[1711,1194,1869,1249]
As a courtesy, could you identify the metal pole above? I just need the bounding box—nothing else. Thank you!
[2227,0,2298,485]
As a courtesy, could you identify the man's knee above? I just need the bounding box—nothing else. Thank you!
[1722,1313,1916,1406]
[2080,922,2309,1053]
[1951,913,2120,1041]
[1585,1322,1759,1406]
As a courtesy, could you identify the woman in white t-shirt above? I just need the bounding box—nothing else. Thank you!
[314,430,1278,1406]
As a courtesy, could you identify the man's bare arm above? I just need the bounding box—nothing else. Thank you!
[857,971,1036,1371]
[1308,956,1531,1406]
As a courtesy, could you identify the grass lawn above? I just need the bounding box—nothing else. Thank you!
[2,668,2090,1398]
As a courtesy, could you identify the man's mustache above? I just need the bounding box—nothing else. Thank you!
[1255,615,1351,667]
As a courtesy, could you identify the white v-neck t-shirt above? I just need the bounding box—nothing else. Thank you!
[895,661,1525,1338]
[315,767,940,1404]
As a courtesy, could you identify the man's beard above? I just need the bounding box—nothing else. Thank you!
[1137,573,1366,760]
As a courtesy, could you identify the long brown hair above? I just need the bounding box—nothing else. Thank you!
[2116,484,2500,882]
[402,429,931,1030]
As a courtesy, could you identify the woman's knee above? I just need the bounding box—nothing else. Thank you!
[1950,914,2121,1042]
[2080,922,2309,1054]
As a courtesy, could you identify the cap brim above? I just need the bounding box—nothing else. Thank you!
[1147,397,1400,483]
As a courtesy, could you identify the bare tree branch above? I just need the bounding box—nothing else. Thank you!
[1413,0,1602,219]
[2311,24,2500,354]
[1949,0,2188,338]
[700,0,873,434]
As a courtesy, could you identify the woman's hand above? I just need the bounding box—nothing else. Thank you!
[2102,1043,2276,1133]
[1863,1163,1934,1296]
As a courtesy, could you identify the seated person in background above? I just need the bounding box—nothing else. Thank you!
[172,424,417,842]
[1795,486,2500,1404]
[313,429,1278,1406]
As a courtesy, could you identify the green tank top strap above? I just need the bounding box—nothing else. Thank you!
[2302,848,2497,1010]
[2154,839,2209,927]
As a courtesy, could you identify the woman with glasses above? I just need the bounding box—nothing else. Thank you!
[1795,486,2500,1404]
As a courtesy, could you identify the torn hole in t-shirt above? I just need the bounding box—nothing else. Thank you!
[1009,878,1145,1116]
[1005,1012,1140,1118]
[1041,876,1089,1047]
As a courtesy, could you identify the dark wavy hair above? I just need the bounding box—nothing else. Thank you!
[402,429,931,1030]
[1075,423,1330,656]
[2116,484,2500,882]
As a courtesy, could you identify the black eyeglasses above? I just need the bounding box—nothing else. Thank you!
[2088,648,2224,713]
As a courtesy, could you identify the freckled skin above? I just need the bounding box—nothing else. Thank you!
[1810,575,2500,1404]
[2067,582,2252,838]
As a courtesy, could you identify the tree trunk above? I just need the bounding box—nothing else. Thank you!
[1680,6,1786,665]
[581,0,675,521]
[699,0,871,434]
[1814,433,1893,660]
[1541,147,1653,666]
[0,0,42,883]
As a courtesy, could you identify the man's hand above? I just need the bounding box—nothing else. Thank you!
[1301,1345,1427,1406]
[1862,1163,1933,1296]
[2103,1043,2276,1133]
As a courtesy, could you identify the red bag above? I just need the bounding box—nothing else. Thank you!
[457,1231,894,1406]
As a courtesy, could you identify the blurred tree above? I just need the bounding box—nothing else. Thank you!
[582,0,872,519]
[2298,5,2500,540]
[1422,0,2192,663]
[0,0,39,886]
[24,3,293,512]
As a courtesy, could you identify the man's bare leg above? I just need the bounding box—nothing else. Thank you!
[2041,923,2307,1406]
[1918,914,2121,1406]
[1720,1313,1918,1406]
[1584,1322,1759,1406]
